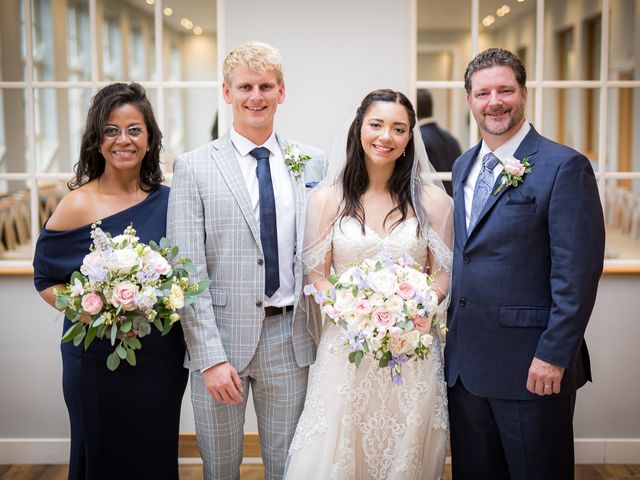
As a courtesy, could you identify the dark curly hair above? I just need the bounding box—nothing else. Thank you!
[464,48,527,94]
[69,82,163,191]
[340,89,417,234]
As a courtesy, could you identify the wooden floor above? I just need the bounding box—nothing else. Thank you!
[2,464,640,479]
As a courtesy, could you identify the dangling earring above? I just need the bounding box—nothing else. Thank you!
[403,149,406,157]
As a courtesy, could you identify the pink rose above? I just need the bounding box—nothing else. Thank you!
[81,293,103,316]
[397,281,415,300]
[354,299,372,316]
[503,157,526,176]
[412,314,431,334]
[111,281,139,311]
[372,307,395,328]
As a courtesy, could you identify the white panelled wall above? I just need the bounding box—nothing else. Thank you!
[1,0,639,466]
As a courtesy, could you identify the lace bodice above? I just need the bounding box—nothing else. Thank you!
[332,217,429,274]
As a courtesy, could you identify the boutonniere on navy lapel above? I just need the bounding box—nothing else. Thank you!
[494,155,532,194]
[283,142,311,178]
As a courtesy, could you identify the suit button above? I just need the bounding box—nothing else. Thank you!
[463,256,470,264]
[256,301,263,307]
[257,258,264,265]
[459,298,466,307]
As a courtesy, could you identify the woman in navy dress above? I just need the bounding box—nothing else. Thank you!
[33,83,188,480]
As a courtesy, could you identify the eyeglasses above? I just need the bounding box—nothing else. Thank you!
[102,126,145,139]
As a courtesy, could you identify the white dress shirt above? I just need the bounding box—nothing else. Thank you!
[464,121,531,230]
[229,126,296,307]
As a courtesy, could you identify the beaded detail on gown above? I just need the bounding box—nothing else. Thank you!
[285,217,448,480]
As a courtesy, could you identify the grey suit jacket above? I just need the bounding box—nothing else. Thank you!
[167,134,327,373]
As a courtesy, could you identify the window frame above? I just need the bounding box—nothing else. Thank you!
[412,0,640,272]
[0,0,224,273]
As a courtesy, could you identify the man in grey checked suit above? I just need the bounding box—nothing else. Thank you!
[167,41,327,480]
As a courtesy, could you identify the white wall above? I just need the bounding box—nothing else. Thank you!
[221,0,411,154]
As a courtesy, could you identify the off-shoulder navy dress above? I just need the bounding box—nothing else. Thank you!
[33,186,188,480]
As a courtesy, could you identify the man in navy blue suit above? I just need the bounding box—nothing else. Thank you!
[445,48,605,479]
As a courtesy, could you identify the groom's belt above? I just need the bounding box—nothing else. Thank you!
[264,305,294,317]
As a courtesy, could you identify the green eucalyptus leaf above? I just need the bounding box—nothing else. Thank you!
[129,337,142,349]
[73,328,86,347]
[106,352,120,371]
[162,318,173,336]
[125,349,136,366]
[171,246,179,259]
[136,321,151,337]
[353,350,364,368]
[84,325,98,350]
[55,295,68,310]
[116,344,127,359]
[159,237,170,249]
[110,323,118,345]
[153,318,163,332]
[70,271,84,285]
[62,322,85,343]
[149,240,160,251]
[182,261,196,275]
[120,320,133,333]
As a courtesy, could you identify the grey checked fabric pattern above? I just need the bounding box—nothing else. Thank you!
[191,310,308,480]
[468,151,500,231]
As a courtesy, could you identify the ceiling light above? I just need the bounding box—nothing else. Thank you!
[497,5,511,16]
[482,15,495,27]
[517,0,525,3]
[145,0,155,5]
[180,17,193,29]
[163,7,173,16]
[193,26,203,35]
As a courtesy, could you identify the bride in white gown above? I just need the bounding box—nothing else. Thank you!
[284,90,453,480]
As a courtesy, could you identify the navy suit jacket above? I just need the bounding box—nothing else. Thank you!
[444,126,605,400]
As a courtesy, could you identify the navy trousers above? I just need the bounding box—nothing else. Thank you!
[448,379,576,480]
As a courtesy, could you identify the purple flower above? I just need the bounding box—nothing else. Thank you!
[392,375,404,385]
[303,284,317,296]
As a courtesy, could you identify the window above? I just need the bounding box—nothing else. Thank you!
[415,0,640,270]
[0,0,219,270]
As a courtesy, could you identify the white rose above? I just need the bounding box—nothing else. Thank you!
[368,293,386,308]
[406,269,428,292]
[80,250,106,281]
[141,247,171,276]
[420,333,434,348]
[334,288,357,313]
[105,247,141,275]
[384,294,405,315]
[405,299,419,318]
[368,270,398,297]
[338,267,358,285]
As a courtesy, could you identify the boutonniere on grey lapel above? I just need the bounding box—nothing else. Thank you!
[283,142,311,178]
[494,155,532,194]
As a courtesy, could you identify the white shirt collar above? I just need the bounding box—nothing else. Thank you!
[418,117,436,127]
[479,120,531,162]
[229,125,280,158]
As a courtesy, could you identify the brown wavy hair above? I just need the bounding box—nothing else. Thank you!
[69,82,163,191]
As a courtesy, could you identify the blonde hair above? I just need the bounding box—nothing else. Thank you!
[223,41,284,86]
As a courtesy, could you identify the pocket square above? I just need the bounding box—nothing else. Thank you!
[506,192,535,205]
[305,181,319,189]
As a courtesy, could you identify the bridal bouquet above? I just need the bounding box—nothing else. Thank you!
[304,253,444,384]
[55,222,209,371]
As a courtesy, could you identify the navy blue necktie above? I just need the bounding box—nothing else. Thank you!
[251,147,280,297]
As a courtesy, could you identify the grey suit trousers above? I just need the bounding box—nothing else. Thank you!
[191,309,309,480]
